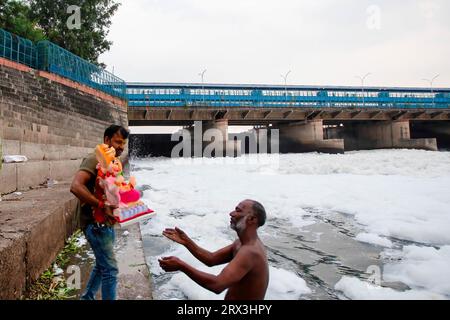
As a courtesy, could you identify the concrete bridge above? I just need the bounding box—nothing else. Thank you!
[127,83,450,155]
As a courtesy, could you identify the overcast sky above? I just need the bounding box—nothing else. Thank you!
[100,0,450,88]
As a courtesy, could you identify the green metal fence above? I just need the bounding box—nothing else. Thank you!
[0,28,126,99]
[0,28,38,68]
[36,41,126,99]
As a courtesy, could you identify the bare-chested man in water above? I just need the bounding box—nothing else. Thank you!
[158,199,269,300]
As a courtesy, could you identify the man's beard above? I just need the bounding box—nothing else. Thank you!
[231,217,247,233]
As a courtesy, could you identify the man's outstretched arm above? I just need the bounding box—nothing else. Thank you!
[159,247,253,294]
[163,227,235,267]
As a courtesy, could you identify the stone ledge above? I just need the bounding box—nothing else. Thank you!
[0,183,153,300]
[0,183,77,299]
[0,160,82,195]
[0,164,17,194]
[1,139,92,161]
[397,138,438,151]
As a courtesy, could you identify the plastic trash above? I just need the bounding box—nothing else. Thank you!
[46,178,58,187]
[2,155,28,163]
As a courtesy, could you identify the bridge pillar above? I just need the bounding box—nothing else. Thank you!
[188,119,240,157]
[276,120,345,154]
[338,121,438,151]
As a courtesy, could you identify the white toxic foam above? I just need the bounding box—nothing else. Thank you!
[335,276,446,300]
[355,233,393,248]
[133,149,450,299]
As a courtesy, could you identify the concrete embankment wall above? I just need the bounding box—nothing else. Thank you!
[0,58,128,299]
[325,120,438,152]
[0,57,128,195]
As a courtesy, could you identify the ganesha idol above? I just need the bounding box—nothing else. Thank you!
[95,144,155,227]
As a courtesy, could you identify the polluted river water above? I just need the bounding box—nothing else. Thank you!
[131,149,450,300]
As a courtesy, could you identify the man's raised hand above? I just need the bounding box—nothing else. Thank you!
[158,256,184,272]
[162,227,191,246]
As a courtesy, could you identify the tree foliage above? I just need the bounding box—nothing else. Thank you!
[0,0,45,42]
[29,0,120,66]
[0,0,120,66]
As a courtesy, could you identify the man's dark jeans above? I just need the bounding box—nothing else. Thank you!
[81,223,118,300]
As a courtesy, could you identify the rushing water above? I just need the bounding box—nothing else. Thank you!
[133,150,450,300]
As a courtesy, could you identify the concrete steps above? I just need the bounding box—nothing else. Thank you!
[0,183,153,300]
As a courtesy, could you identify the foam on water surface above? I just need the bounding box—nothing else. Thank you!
[133,150,450,299]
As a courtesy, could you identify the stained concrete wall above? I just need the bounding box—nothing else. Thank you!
[273,119,435,154]
[0,58,129,299]
[276,120,345,154]
[0,58,128,194]
[130,120,343,157]
[328,121,438,151]
[184,120,239,157]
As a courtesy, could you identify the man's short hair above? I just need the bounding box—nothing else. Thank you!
[104,125,129,140]
[251,200,266,227]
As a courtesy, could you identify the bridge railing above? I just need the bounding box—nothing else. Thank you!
[0,28,126,99]
[127,88,450,109]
